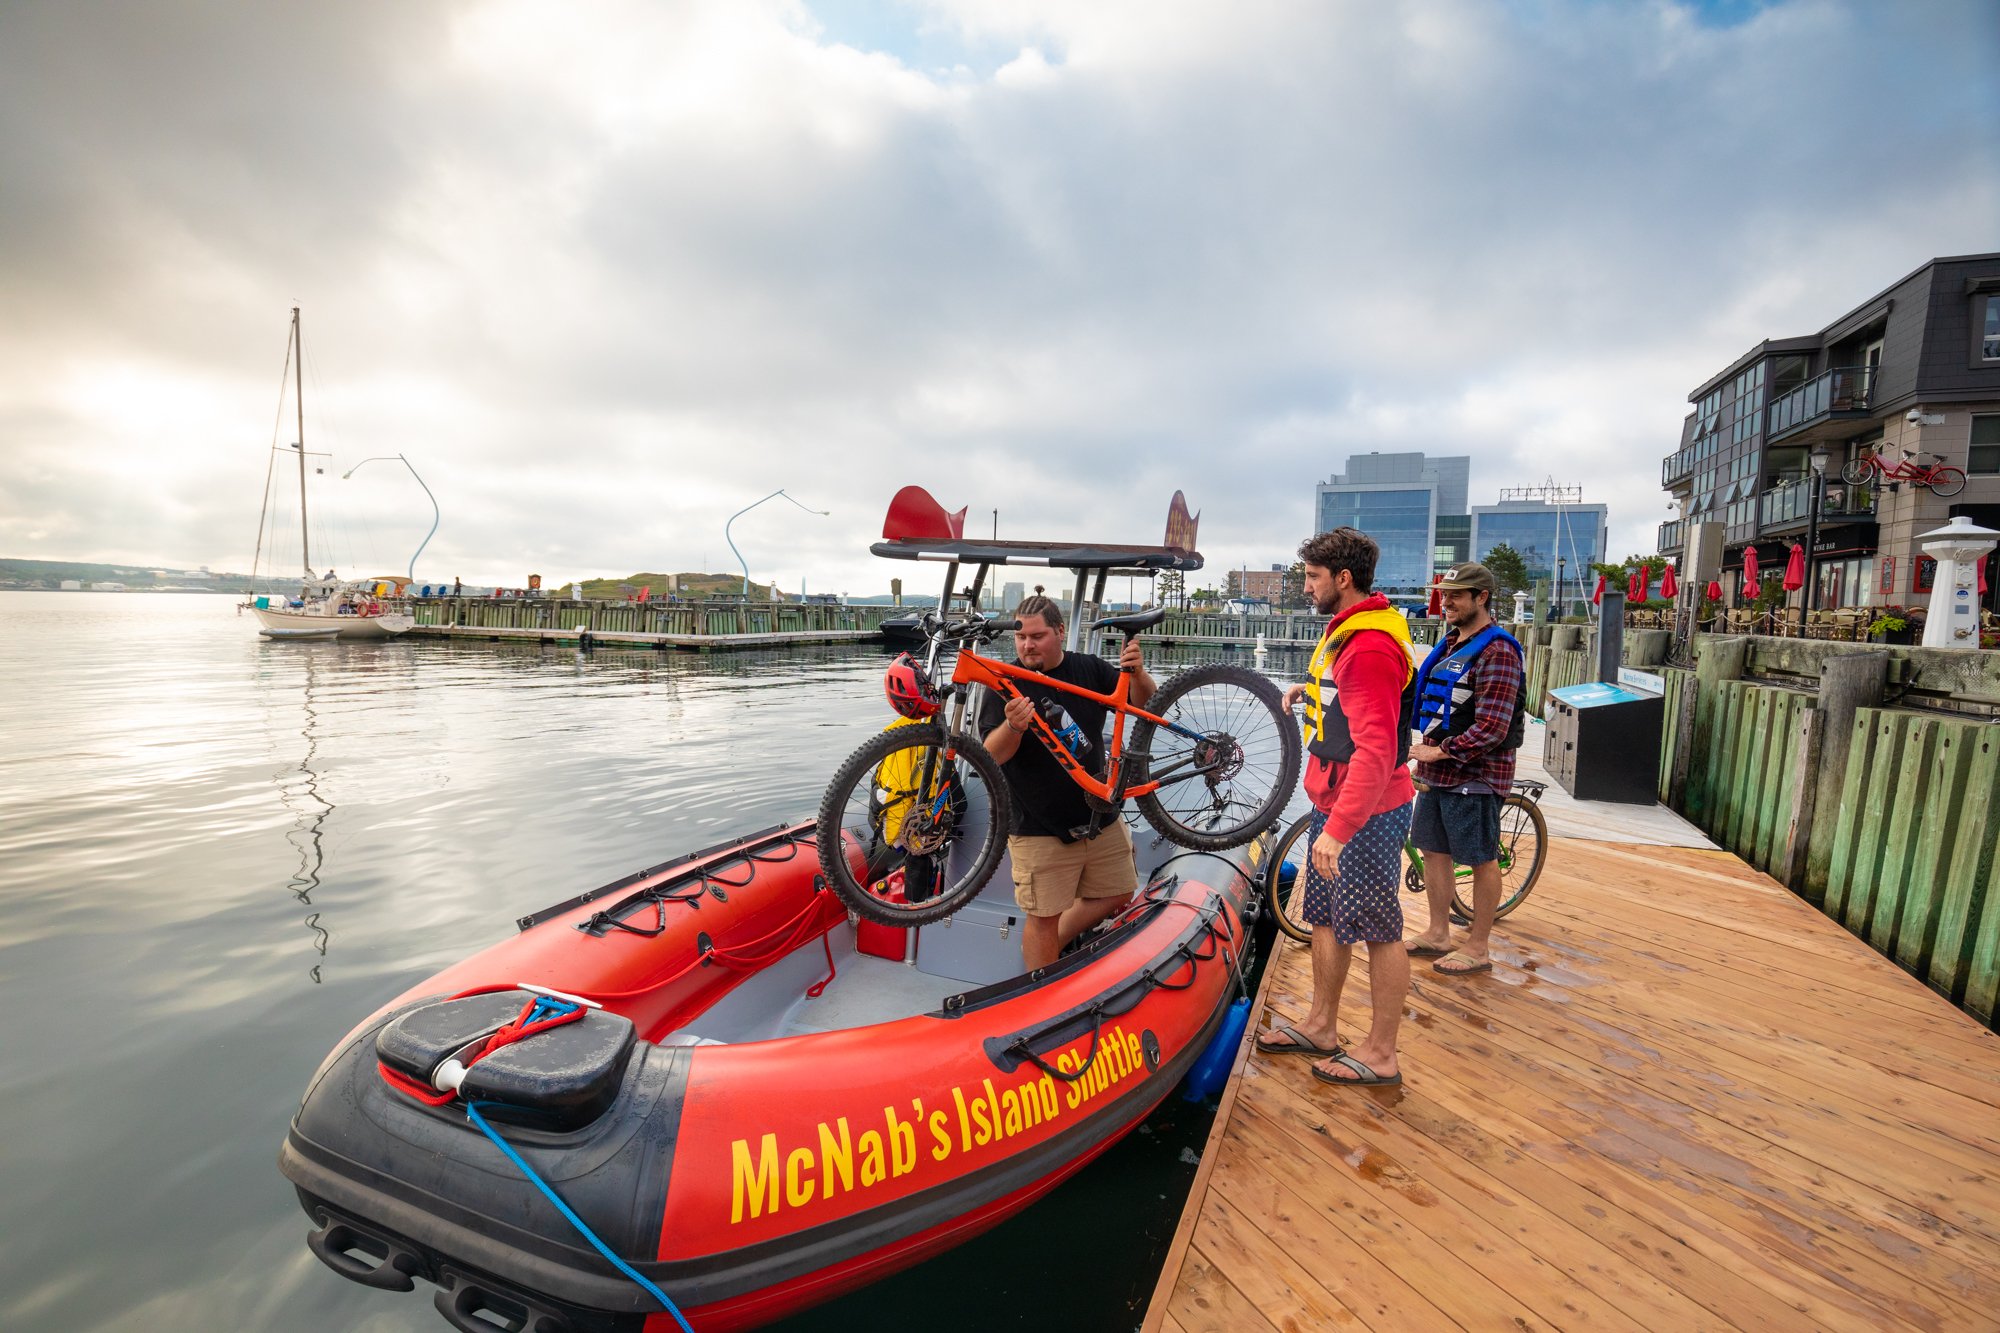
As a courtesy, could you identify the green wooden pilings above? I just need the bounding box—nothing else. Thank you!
[1815,711,2000,1025]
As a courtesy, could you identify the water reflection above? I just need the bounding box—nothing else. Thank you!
[276,651,334,983]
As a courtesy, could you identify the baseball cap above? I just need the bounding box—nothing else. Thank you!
[1435,562,1497,593]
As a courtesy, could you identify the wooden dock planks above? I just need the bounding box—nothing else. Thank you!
[1144,836,2000,1332]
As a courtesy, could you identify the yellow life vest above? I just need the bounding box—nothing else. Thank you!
[872,716,933,846]
[1301,607,1415,764]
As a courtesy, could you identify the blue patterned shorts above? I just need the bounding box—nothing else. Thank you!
[1299,801,1414,945]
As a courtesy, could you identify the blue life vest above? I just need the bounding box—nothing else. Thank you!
[1413,623,1526,749]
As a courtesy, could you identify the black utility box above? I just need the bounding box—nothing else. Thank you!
[1543,681,1663,805]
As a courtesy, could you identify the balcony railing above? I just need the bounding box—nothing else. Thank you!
[1758,477,1876,530]
[1662,448,1697,487]
[1767,366,1874,439]
[1657,519,1685,552]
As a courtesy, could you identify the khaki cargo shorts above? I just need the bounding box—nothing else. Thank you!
[1007,820,1137,918]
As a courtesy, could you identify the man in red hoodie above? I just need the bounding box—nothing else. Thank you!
[1254,527,1416,1087]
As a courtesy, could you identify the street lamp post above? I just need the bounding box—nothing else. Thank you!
[1803,445,1830,615]
[1556,556,1567,622]
[725,489,829,598]
[342,454,439,581]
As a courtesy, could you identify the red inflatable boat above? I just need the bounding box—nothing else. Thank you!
[280,819,1260,1332]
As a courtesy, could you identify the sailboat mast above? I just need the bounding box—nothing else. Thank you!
[293,307,311,577]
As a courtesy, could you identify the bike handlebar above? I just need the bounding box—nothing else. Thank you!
[920,611,1021,643]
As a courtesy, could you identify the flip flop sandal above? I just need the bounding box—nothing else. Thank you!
[1253,1023,1342,1059]
[1432,952,1493,975]
[1405,940,1453,957]
[1311,1052,1402,1088]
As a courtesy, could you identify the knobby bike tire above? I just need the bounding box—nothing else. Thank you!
[1839,457,1875,486]
[814,722,1010,926]
[1130,663,1302,851]
[1927,466,1967,498]
[1261,811,1317,944]
[1450,794,1548,921]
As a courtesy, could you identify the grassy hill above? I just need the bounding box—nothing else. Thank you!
[569,572,778,601]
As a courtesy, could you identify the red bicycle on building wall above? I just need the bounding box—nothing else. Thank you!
[1841,447,1967,496]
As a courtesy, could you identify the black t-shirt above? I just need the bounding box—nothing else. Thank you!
[976,649,1121,841]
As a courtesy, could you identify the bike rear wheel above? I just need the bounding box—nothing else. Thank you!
[1448,793,1548,922]
[815,722,1010,926]
[1927,466,1967,498]
[1130,664,1301,851]
[1261,811,1317,943]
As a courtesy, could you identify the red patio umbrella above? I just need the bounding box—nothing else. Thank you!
[1660,564,1679,600]
[1981,558,1990,596]
[1626,570,1642,603]
[1591,573,1606,605]
[1705,579,1723,602]
[1783,543,1806,592]
[1426,574,1442,617]
[1637,564,1653,602]
[1741,547,1760,599]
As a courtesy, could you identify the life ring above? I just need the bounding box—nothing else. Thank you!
[366,600,382,616]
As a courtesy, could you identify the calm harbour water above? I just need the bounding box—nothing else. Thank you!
[0,593,1254,1333]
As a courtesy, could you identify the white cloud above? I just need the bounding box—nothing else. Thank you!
[0,0,1994,591]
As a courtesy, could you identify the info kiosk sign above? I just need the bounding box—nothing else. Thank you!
[1542,621,1666,806]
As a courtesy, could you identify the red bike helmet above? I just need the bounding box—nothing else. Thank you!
[883,653,939,719]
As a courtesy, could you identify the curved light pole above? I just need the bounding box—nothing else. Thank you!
[725,489,829,598]
[342,454,440,581]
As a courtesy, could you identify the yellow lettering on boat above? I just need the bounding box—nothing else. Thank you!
[819,1117,853,1200]
[785,1147,815,1208]
[859,1129,886,1187]
[730,1134,780,1223]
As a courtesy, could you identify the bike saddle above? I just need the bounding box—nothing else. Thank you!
[1091,607,1166,636]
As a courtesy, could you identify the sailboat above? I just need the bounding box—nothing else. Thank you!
[243,308,413,640]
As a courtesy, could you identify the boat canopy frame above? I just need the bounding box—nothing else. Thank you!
[870,537,1203,655]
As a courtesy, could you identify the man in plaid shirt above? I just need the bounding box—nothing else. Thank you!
[1404,562,1526,976]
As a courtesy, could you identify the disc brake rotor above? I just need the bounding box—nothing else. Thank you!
[1195,733,1244,784]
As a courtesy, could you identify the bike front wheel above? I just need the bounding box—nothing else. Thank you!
[1449,793,1548,922]
[1839,456,1875,486]
[1130,664,1301,851]
[815,722,1011,926]
[1927,466,1967,498]
[1261,811,1317,944]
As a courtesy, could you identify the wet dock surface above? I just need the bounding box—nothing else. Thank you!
[1144,831,2000,1331]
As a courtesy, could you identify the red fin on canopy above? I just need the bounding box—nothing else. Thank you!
[1164,491,1201,552]
[883,487,968,540]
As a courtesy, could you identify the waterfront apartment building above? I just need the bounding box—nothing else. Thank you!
[1471,496,1608,590]
[1315,452,1471,602]
[1658,252,2000,612]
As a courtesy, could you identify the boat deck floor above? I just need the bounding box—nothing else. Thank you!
[1144,828,2000,1330]
[776,952,970,1038]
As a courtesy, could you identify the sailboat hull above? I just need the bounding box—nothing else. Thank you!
[252,606,413,639]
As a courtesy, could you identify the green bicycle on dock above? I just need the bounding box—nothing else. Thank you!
[1261,780,1549,943]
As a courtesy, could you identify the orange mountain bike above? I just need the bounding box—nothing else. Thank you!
[816,608,1301,925]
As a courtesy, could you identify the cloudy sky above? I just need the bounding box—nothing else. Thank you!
[3,0,1995,594]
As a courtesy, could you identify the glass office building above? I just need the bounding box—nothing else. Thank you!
[1316,486,1439,596]
[1470,502,1608,582]
[1313,452,1470,603]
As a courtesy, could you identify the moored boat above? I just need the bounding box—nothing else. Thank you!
[279,819,1259,1331]
[240,308,414,640]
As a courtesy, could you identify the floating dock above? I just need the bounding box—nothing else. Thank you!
[406,624,880,651]
[1144,743,2000,1332]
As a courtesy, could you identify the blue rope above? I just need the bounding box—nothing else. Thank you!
[464,1101,696,1333]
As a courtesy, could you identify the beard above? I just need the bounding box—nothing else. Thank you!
[1311,588,1338,615]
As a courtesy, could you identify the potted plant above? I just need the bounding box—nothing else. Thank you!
[1868,611,1912,645]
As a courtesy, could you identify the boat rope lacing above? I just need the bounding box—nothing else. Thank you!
[572,877,840,1002]
[997,873,1249,1082]
[578,834,810,937]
